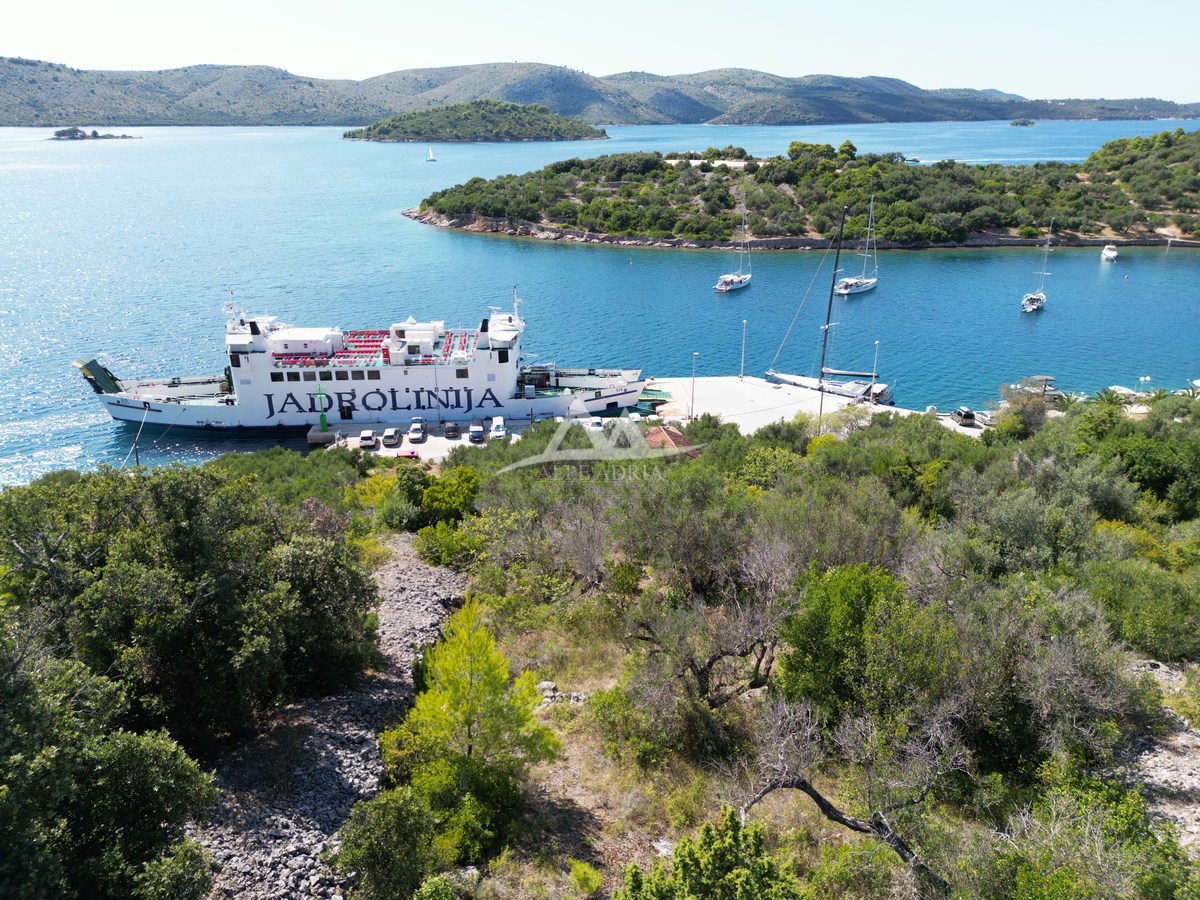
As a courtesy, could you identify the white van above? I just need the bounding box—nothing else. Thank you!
[488,416,508,441]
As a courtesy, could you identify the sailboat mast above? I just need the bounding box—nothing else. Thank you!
[818,206,850,386]
[860,196,875,278]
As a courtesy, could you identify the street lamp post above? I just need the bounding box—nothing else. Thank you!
[691,351,699,420]
[740,320,746,380]
[870,340,879,405]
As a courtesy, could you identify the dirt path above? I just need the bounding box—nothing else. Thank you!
[190,536,466,899]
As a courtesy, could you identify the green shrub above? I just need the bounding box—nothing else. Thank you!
[412,876,455,900]
[587,682,675,770]
[414,520,486,569]
[330,787,433,900]
[569,859,604,897]
[614,807,801,899]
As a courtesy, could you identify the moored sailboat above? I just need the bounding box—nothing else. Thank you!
[1021,220,1053,313]
[427,147,437,162]
[765,205,893,405]
[714,205,752,293]
[834,195,879,295]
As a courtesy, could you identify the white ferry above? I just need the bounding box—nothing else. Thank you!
[76,299,645,430]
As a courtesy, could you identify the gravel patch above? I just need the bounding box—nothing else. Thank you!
[189,535,467,898]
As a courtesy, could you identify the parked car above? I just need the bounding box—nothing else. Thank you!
[488,416,508,441]
[357,429,377,449]
[468,420,486,443]
[975,410,996,427]
[584,416,605,431]
[406,416,426,443]
[951,406,976,426]
[381,427,402,447]
[443,421,461,439]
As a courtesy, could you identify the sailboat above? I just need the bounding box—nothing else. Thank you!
[833,196,878,294]
[1021,219,1053,312]
[427,147,437,162]
[765,206,893,405]
[714,205,752,293]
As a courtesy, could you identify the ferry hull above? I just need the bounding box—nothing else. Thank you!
[94,375,646,431]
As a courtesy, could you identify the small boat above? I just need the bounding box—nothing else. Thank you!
[427,147,436,162]
[1101,244,1119,262]
[834,195,878,295]
[714,205,752,293]
[1021,221,1053,313]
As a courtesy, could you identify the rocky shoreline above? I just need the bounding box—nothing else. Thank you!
[404,208,1198,252]
[189,536,467,899]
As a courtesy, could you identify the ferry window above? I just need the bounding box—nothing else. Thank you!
[335,371,349,381]
[606,401,618,410]
[367,370,380,380]
[229,354,240,368]
[497,349,509,364]
[351,370,365,381]
[270,372,284,382]
[407,344,420,355]
[487,374,496,383]
[303,372,316,381]
[286,372,300,382]
[456,368,469,379]
[319,371,332,381]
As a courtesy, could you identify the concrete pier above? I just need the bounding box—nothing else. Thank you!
[644,374,982,436]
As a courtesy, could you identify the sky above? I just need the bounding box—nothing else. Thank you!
[5,0,1198,103]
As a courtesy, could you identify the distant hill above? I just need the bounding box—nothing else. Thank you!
[1,56,1197,127]
[343,100,607,142]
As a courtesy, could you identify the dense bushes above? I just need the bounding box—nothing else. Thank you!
[402,385,1200,893]
[0,627,217,899]
[0,465,378,749]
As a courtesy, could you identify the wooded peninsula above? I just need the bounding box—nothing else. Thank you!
[343,100,607,143]
[414,127,1200,246]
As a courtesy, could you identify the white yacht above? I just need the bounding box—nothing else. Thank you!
[1101,244,1119,261]
[1022,221,1053,313]
[714,206,752,293]
[834,196,879,295]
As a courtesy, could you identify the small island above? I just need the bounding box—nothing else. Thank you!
[1010,118,1036,126]
[342,99,608,143]
[51,126,138,140]
[410,127,1200,247]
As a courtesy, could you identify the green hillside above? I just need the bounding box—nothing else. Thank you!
[417,127,1200,243]
[2,55,1196,127]
[343,100,607,142]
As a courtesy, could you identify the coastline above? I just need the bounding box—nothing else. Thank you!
[403,208,1199,252]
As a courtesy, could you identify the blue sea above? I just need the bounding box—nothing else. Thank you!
[1,118,1198,485]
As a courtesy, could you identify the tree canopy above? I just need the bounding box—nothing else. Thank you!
[344,100,608,142]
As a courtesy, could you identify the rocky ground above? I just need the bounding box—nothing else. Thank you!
[189,536,466,899]
[1125,660,1200,855]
